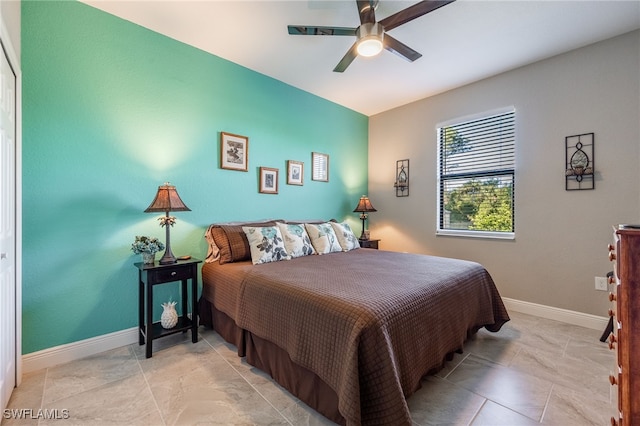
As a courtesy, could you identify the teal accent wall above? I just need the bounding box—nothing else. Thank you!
[21,1,368,354]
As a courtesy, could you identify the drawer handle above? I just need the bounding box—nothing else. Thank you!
[608,333,617,350]
[608,251,616,261]
[609,292,616,302]
[171,271,177,276]
[608,309,616,318]
[609,374,618,386]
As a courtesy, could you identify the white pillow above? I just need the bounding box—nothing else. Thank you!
[330,222,360,251]
[276,223,316,258]
[304,223,342,254]
[242,226,290,265]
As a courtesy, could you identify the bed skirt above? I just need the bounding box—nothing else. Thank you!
[198,297,346,425]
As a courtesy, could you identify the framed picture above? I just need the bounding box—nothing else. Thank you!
[220,132,249,171]
[259,167,279,194]
[287,160,304,186]
[312,152,329,182]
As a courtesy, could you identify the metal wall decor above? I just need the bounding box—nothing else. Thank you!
[565,133,594,190]
[394,159,409,197]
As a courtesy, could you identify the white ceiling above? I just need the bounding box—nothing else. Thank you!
[82,0,640,116]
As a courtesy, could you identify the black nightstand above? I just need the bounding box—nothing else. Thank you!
[135,258,202,358]
[359,239,380,249]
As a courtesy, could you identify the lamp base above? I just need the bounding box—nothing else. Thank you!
[360,215,368,240]
[159,223,177,264]
[159,253,177,264]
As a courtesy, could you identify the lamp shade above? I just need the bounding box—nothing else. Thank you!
[144,183,191,213]
[353,195,377,213]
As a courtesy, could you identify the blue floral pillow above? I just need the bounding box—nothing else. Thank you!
[276,223,316,258]
[242,226,290,265]
[304,223,342,255]
[330,222,360,251]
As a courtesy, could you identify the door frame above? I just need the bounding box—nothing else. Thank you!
[1,13,22,389]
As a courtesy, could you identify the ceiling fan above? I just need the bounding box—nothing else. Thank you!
[288,0,456,72]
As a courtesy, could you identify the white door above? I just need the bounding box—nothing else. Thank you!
[0,40,17,411]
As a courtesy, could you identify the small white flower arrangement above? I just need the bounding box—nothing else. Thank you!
[131,236,165,255]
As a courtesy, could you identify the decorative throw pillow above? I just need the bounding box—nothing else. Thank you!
[330,222,360,251]
[304,223,342,255]
[207,220,282,264]
[242,226,290,265]
[276,222,316,258]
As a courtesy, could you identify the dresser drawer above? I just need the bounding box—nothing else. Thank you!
[151,266,192,283]
[608,227,640,426]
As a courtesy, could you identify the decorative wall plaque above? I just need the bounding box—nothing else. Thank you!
[565,133,594,190]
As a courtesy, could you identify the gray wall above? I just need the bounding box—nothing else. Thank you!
[368,30,640,317]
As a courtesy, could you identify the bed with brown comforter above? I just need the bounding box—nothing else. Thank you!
[199,222,509,426]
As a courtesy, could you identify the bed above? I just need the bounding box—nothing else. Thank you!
[198,220,509,426]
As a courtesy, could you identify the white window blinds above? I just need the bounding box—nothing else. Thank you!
[438,109,515,236]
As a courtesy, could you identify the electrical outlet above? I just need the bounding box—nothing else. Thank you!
[595,276,608,291]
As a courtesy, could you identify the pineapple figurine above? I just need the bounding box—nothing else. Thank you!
[160,301,178,329]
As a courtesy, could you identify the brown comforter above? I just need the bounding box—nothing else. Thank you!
[201,249,509,425]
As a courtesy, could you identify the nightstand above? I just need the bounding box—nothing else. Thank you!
[135,258,202,358]
[359,239,380,249]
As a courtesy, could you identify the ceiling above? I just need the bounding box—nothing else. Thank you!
[82,0,640,116]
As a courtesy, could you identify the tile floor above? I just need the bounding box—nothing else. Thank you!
[4,311,614,425]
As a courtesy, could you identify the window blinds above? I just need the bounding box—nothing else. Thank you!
[438,109,515,233]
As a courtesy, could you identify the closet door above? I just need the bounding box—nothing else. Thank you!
[0,40,17,411]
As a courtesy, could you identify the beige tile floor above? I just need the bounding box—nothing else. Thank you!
[4,311,614,425]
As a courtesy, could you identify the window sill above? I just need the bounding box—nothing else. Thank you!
[436,229,515,240]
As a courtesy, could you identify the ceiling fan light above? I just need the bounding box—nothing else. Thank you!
[357,37,383,57]
[356,22,384,57]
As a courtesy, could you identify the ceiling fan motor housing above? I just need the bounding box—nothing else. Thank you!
[356,22,384,56]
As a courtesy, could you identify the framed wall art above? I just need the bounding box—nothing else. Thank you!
[259,167,279,194]
[220,132,249,171]
[312,152,329,182]
[287,160,304,185]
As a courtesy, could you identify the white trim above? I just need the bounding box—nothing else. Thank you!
[436,229,515,240]
[436,105,516,129]
[20,299,609,373]
[22,328,138,374]
[503,297,608,331]
[1,13,22,388]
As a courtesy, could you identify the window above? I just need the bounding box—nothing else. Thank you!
[437,108,515,239]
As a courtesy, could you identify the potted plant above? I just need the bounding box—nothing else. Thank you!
[131,235,165,264]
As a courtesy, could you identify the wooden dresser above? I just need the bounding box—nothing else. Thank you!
[608,226,640,426]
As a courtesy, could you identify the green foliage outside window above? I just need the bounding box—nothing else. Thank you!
[444,179,513,232]
[442,127,471,156]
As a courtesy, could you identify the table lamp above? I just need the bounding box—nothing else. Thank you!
[353,195,377,240]
[144,182,191,264]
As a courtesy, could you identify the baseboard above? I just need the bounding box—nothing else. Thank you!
[22,327,138,374]
[502,297,608,331]
[21,300,608,373]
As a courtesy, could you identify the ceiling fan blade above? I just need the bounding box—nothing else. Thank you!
[384,34,422,62]
[288,25,357,36]
[379,0,455,31]
[333,42,359,73]
[356,0,376,24]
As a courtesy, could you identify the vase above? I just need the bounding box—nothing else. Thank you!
[160,301,178,329]
[142,252,156,265]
